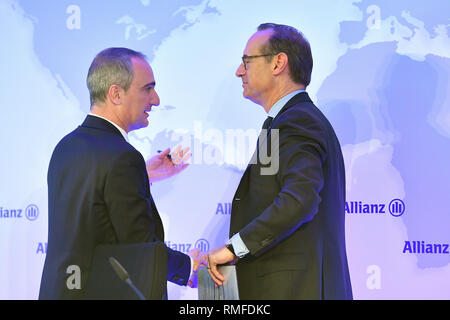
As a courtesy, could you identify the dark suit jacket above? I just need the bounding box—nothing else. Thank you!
[39,115,190,300]
[230,92,353,299]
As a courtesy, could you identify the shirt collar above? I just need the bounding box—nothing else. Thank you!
[88,113,129,143]
[267,89,306,118]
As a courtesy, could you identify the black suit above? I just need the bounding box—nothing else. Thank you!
[39,115,190,300]
[230,92,352,299]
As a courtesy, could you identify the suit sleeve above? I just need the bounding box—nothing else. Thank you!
[239,109,327,256]
[103,149,191,285]
[167,247,191,286]
[104,150,156,243]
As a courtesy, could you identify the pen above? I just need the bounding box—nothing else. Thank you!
[157,150,172,160]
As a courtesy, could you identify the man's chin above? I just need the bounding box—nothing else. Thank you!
[129,120,149,132]
[242,90,253,101]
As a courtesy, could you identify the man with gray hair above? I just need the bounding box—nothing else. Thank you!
[39,47,204,299]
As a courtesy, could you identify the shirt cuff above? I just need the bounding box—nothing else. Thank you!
[230,233,250,258]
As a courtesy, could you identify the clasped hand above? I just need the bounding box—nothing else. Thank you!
[186,249,208,288]
[187,246,237,288]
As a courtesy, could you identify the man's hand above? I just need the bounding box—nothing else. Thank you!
[146,145,191,183]
[187,249,207,288]
[207,246,236,286]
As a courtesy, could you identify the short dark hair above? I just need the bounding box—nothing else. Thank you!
[257,23,313,86]
[86,47,147,106]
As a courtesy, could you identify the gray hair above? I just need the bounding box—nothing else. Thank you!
[86,47,147,106]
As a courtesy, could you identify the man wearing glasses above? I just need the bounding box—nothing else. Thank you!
[207,23,353,300]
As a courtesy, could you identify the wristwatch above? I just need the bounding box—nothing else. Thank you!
[225,239,236,256]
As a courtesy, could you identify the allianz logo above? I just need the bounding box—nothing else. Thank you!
[0,204,39,221]
[345,199,405,217]
[165,239,210,253]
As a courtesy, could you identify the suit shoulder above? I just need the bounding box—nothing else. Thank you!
[279,100,323,121]
[51,125,141,163]
[276,102,327,132]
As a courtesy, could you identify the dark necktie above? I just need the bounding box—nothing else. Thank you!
[262,116,273,131]
[256,116,273,162]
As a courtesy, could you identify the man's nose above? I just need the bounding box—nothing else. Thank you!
[152,90,160,106]
[236,63,245,77]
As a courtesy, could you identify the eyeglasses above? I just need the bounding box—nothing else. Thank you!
[241,54,276,70]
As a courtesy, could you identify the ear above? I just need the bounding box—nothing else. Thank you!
[272,52,288,76]
[108,85,123,105]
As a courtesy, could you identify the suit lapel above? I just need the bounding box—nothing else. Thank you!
[251,91,312,169]
[232,92,313,211]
